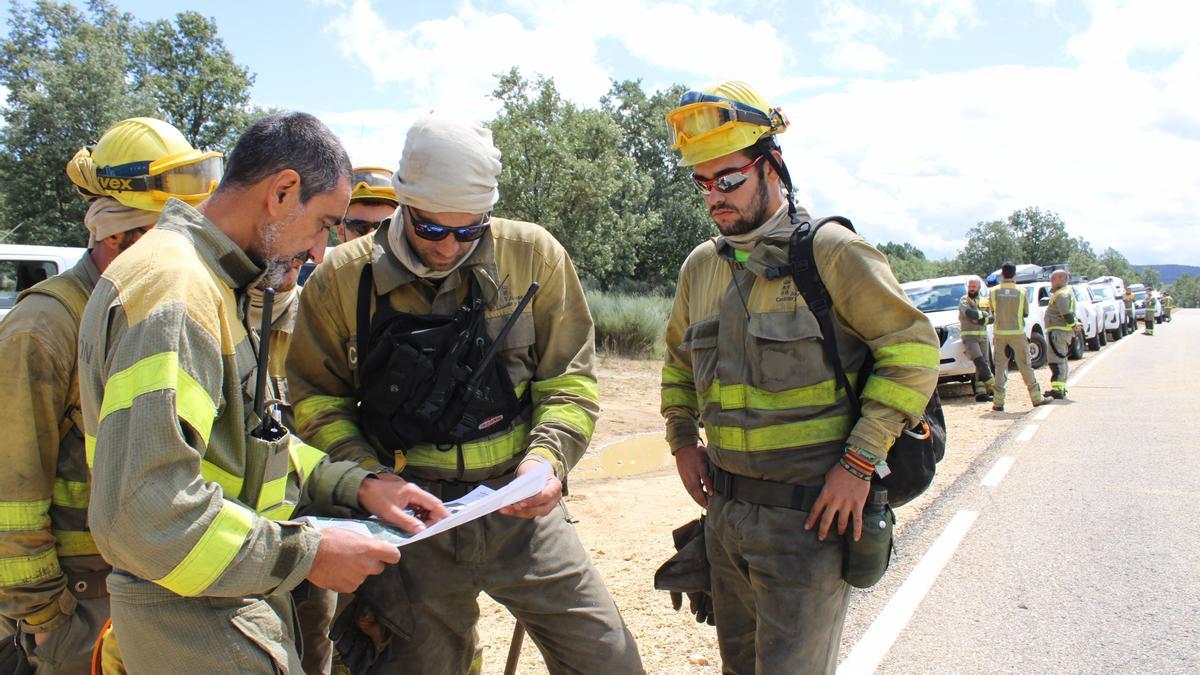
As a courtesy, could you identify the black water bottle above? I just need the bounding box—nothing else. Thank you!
[843,486,894,588]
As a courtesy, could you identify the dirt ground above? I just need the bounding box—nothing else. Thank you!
[474,354,1079,674]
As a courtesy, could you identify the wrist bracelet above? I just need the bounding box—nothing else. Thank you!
[839,457,872,481]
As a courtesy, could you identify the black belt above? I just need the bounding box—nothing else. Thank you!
[710,466,823,512]
[407,473,516,501]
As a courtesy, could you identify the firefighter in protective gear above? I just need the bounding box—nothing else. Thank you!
[287,114,642,674]
[77,112,449,674]
[959,275,994,402]
[1143,287,1157,335]
[1163,294,1173,322]
[662,80,939,674]
[989,262,1049,411]
[338,166,399,243]
[1123,288,1136,332]
[1042,270,1076,400]
[0,117,215,674]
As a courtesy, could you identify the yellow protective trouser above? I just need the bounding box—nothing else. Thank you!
[1047,331,1071,393]
[992,334,1042,406]
[107,571,302,674]
[706,492,850,674]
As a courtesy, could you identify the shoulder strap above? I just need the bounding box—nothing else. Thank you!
[356,263,374,378]
[17,273,91,325]
[778,216,861,415]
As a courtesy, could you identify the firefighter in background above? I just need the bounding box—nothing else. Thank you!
[338,167,398,243]
[989,262,1049,411]
[1042,270,1076,400]
[959,275,995,402]
[0,117,218,673]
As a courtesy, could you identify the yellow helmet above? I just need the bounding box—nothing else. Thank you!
[91,117,222,212]
[350,166,398,205]
[665,80,788,167]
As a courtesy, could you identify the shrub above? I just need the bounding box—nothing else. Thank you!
[586,290,673,357]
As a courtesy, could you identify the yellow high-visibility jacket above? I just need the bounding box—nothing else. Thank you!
[78,199,371,599]
[661,212,939,485]
[287,218,599,484]
[0,254,108,631]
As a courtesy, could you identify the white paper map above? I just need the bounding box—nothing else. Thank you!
[301,461,551,548]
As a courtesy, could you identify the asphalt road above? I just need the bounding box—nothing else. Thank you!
[837,309,1198,674]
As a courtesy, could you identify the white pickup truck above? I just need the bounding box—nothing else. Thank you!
[0,244,87,321]
[900,275,993,384]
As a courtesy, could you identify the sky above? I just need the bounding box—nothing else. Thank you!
[7,0,1199,265]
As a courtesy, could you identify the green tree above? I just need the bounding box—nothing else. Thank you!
[1137,265,1161,289]
[488,70,655,283]
[1007,206,1073,266]
[1167,273,1198,308]
[601,80,711,289]
[954,220,1024,277]
[132,11,257,152]
[1097,247,1135,280]
[0,0,150,246]
[1067,236,1103,278]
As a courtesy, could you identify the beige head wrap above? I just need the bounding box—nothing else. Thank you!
[84,197,160,248]
[392,114,502,214]
[66,147,105,201]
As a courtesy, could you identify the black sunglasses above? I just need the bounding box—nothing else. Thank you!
[343,218,383,236]
[407,206,491,242]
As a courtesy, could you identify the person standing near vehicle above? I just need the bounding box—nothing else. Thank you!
[660,80,939,673]
[1162,293,1173,322]
[77,112,448,673]
[959,275,994,402]
[989,262,1049,412]
[1143,287,1158,335]
[1042,270,1076,400]
[0,118,216,673]
[1123,288,1136,333]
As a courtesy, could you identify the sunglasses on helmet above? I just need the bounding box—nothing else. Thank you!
[406,206,492,242]
[690,154,765,195]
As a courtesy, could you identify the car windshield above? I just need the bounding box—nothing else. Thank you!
[1072,287,1091,301]
[904,283,965,313]
[1134,291,1146,301]
[1090,286,1113,300]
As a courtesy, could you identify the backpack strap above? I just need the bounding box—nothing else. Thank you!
[356,263,374,384]
[767,216,861,414]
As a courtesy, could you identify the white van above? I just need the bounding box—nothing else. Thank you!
[0,245,87,321]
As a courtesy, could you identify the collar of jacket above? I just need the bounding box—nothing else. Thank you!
[366,218,502,305]
[156,198,264,291]
[713,203,813,278]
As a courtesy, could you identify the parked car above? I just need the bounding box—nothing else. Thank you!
[1069,283,1106,351]
[1086,282,1126,340]
[1128,282,1148,320]
[1150,290,1166,323]
[0,244,87,321]
[900,275,992,384]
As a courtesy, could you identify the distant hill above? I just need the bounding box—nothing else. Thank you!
[1136,264,1200,284]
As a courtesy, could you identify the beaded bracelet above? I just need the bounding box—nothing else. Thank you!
[839,456,873,481]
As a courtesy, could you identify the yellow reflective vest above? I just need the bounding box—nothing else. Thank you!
[287,217,599,484]
[0,254,107,630]
[78,199,371,599]
[661,214,939,485]
[1044,286,1076,332]
[958,293,991,338]
[990,281,1028,336]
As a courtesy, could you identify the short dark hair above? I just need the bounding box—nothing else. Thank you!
[218,111,352,203]
[1001,262,1017,279]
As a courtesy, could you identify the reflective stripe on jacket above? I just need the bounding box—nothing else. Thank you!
[0,255,107,629]
[78,199,369,600]
[287,217,598,484]
[990,281,1027,336]
[1044,287,1076,331]
[661,213,939,485]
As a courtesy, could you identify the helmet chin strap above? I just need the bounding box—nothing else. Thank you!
[759,139,799,224]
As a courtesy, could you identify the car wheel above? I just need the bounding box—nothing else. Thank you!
[1098,327,1107,346]
[1028,331,1048,369]
[1069,331,1085,360]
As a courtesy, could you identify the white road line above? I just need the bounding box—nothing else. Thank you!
[1066,333,1129,387]
[981,457,1016,487]
[1015,424,1038,442]
[838,510,980,675]
[1033,405,1054,421]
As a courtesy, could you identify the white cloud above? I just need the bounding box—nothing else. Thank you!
[776,59,1200,263]
[1067,0,1200,67]
[906,0,979,40]
[811,0,902,72]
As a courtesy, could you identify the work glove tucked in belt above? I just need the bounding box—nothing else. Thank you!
[653,516,714,626]
[331,565,415,673]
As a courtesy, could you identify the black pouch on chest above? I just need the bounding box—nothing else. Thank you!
[356,264,525,455]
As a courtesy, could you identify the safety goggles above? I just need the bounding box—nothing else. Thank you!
[666,92,786,150]
[343,218,383,237]
[406,207,492,242]
[351,168,396,202]
[691,155,764,195]
[96,153,223,202]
